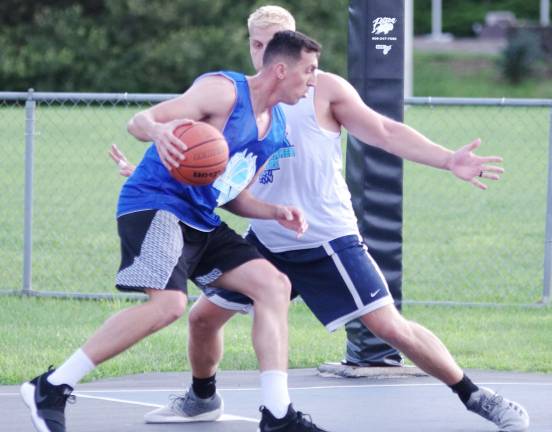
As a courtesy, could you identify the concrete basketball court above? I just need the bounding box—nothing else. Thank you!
[2,368,551,431]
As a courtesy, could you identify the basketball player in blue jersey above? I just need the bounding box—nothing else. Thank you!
[20,31,332,432]
[110,6,528,431]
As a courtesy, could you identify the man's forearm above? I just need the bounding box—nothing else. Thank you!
[127,112,161,142]
[382,120,454,170]
[223,190,278,220]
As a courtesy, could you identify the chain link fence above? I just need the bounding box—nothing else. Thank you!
[0,91,550,306]
[403,98,552,306]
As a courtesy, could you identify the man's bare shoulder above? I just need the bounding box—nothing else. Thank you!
[192,74,236,103]
[188,74,237,120]
[316,71,354,102]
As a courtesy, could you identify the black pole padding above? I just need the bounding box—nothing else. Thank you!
[346,0,404,307]
[343,0,405,366]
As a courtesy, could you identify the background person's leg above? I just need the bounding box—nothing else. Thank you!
[188,296,237,378]
[144,296,234,424]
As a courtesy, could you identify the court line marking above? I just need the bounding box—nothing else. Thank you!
[74,393,160,407]
[69,381,552,392]
[71,393,259,423]
[3,380,550,396]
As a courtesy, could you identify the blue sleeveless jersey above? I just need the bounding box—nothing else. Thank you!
[117,71,289,231]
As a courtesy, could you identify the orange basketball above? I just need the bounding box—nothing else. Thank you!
[170,122,229,186]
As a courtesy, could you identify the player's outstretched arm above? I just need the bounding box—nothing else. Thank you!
[224,189,308,238]
[324,72,503,188]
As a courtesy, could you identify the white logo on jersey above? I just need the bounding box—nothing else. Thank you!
[214,150,257,206]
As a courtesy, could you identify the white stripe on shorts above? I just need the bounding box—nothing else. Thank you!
[116,210,183,289]
[322,241,364,309]
[203,293,253,315]
[366,250,390,291]
[325,296,393,332]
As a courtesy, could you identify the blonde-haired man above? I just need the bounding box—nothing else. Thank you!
[247,4,295,30]
[112,5,529,432]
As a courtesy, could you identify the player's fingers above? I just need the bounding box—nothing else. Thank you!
[162,137,187,162]
[167,123,190,152]
[470,177,488,190]
[108,145,121,163]
[464,138,481,152]
[165,153,181,168]
[296,220,308,238]
[479,169,501,180]
[111,143,124,158]
[283,207,293,221]
[169,136,188,154]
[167,146,186,162]
[478,165,504,181]
[290,207,304,220]
[480,172,501,181]
[117,159,128,170]
[108,150,118,163]
[477,155,503,164]
[481,164,504,173]
[479,166,504,180]
[157,144,180,169]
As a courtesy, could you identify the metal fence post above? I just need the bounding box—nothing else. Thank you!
[23,88,36,295]
[543,108,552,304]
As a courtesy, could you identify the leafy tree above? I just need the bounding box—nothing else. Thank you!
[0,0,349,92]
[3,0,540,91]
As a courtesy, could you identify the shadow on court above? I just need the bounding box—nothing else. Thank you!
[2,368,551,431]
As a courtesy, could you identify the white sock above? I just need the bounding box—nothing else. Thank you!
[260,370,291,419]
[47,348,96,387]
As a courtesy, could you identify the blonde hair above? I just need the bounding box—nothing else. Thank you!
[247,5,296,31]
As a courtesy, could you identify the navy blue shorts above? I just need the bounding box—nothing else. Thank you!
[203,231,394,331]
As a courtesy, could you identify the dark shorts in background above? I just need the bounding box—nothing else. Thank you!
[116,210,262,293]
[204,231,394,331]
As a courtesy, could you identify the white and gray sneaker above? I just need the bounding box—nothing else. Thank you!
[466,387,529,431]
[144,387,223,423]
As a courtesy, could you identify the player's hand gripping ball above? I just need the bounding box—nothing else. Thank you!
[170,122,229,185]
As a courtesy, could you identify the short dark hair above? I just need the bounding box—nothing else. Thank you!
[262,30,321,66]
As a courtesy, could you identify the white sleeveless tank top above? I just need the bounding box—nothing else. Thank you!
[249,85,360,252]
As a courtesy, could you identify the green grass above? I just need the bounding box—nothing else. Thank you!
[1,66,551,385]
[402,106,549,304]
[1,295,550,384]
[1,103,549,304]
[414,51,552,98]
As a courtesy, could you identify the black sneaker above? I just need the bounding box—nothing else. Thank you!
[258,404,330,431]
[20,367,75,432]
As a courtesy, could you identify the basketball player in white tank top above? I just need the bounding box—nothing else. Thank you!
[110,6,529,432]
[250,79,359,251]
